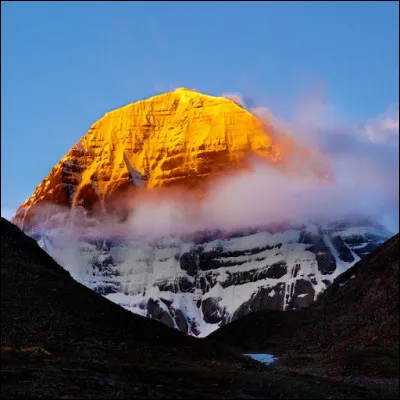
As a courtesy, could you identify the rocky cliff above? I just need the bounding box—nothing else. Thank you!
[29,216,390,337]
[13,88,327,230]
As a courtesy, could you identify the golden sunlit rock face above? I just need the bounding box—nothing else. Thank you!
[12,88,323,228]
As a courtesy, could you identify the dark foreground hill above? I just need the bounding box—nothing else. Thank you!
[290,233,399,375]
[209,234,399,381]
[0,217,393,399]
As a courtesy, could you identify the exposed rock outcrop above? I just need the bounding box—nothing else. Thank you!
[12,88,329,230]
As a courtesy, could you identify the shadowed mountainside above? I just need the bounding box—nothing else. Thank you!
[0,217,390,399]
[209,234,399,379]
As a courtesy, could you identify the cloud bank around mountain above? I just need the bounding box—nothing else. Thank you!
[10,89,399,239]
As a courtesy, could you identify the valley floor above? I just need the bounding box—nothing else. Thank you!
[273,354,399,398]
[1,348,397,399]
[238,350,399,399]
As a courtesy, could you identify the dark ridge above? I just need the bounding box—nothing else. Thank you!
[209,234,399,379]
[2,217,200,350]
[1,216,389,399]
[0,217,254,398]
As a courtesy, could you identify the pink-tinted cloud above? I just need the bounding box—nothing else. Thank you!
[22,88,399,239]
[221,93,246,108]
[363,103,399,144]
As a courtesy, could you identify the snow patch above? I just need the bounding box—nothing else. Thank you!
[29,216,389,336]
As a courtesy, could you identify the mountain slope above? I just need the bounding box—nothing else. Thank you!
[209,234,399,377]
[27,217,390,336]
[288,232,399,376]
[2,217,386,399]
[13,88,326,231]
[0,216,256,399]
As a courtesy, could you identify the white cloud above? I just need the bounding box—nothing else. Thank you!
[219,91,399,234]
[14,90,400,238]
[221,93,246,108]
[363,103,399,145]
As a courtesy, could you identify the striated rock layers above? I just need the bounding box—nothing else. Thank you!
[28,218,391,336]
[12,88,328,230]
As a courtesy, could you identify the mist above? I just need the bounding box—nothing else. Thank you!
[121,93,399,237]
[222,91,399,233]
[19,91,399,241]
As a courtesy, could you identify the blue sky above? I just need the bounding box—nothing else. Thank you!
[1,1,399,223]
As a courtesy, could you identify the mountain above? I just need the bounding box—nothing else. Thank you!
[12,88,328,231]
[209,234,399,378]
[2,217,387,399]
[10,89,391,336]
